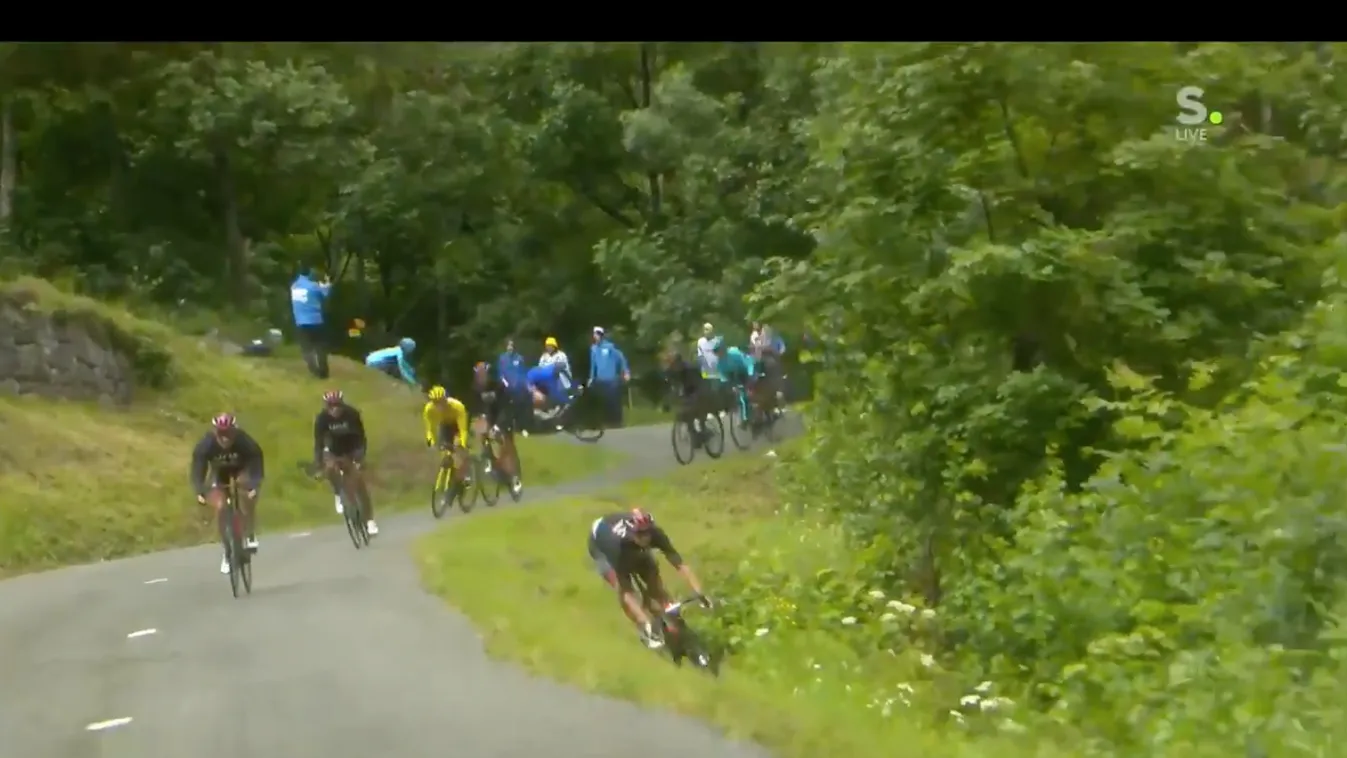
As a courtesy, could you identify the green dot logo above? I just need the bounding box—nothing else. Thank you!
[1209,111,1223,125]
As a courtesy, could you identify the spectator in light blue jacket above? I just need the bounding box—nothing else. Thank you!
[588,326,630,427]
[365,337,420,389]
[290,266,332,378]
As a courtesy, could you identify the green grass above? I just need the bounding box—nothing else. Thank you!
[415,448,1066,758]
[0,277,624,574]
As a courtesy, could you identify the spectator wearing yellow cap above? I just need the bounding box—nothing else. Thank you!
[538,335,571,377]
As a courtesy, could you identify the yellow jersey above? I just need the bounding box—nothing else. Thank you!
[422,397,468,447]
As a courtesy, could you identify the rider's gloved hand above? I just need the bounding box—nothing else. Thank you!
[696,593,714,609]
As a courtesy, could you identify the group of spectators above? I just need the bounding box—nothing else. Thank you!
[494,327,632,429]
[289,265,798,434]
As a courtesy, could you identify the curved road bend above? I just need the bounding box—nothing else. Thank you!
[0,416,801,758]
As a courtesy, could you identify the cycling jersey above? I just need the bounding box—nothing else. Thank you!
[423,397,468,448]
[472,376,511,429]
[312,403,368,464]
[366,346,419,387]
[719,346,756,384]
[190,430,265,495]
[587,512,684,585]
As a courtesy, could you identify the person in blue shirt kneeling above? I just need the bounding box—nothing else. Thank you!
[365,338,420,389]
[526,360,573,428]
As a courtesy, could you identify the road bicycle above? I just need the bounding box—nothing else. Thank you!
[431,442,480,518]
[217,476,252,598]
[633,574,718,675]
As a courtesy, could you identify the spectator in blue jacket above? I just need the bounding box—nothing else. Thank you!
[497,338,532,434]
[588,326,630,427]
[290,266,332,378]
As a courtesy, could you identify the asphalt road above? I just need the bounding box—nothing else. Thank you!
[0,415,800,758]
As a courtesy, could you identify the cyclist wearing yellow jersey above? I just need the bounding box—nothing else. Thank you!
[424,385,469,475]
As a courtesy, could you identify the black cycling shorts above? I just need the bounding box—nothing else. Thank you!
[210,468,259,491]
[436,423,462,450]
[587,536,657,589]
[324,440,366,462]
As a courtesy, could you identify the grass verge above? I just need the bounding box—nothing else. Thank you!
[0,277,624,574]
[414,448,1065,758]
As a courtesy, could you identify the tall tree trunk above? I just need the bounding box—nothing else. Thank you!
[213,145,248,306]
[0,97,15,226]
[638,43,662,219]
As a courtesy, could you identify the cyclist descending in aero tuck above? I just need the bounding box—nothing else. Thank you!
[588,507,711,650]
[312,389,376,536]
[189,413,266,575]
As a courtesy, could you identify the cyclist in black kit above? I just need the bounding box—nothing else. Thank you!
[662,349,714,446]
[312,390,377,535]
[588,508,710,649]
[471,362,523,496]
[189,413,266,575]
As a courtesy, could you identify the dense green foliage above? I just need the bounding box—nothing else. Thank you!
[0,42,817,390]
[6,41,1347,754]
[715,42,1347,756]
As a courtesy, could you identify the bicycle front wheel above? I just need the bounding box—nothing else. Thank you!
[430,457,455,519]
[476,452,502,507]
[703,412,727,459]
[727,390,752,451]
[671,418,696,465]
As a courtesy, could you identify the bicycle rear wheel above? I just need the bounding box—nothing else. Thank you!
[565,394,605,443]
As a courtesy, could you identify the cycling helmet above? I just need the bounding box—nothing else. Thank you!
[322,389,343,406]
[399,337,417,353]
[544,336,558,349]
[428,385,447,401]
[211,413,237,432]
[627,507,654,532]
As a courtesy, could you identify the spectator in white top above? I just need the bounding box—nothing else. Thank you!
[749,320,767,357]
[696,322,722,379]
[539,336,571,377]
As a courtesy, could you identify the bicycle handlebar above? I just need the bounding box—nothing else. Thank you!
[661,595,712,618]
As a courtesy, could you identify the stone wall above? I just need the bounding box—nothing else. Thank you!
[0,302,136,405]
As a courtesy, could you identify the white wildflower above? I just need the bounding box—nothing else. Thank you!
[920,608,936,620]
[998,717,1027,734]
[920,653,937,669]
[755,627,770,637]
[813,662,823,670]
[960,694,982,708]
[886,600,917,614]
[868,589,885,599]
[896,683,915,695]
[974,680,994,694]
[880,612,897,623]
[982,697,1014,712]
[841,616,857,626]
[949,710,966,723]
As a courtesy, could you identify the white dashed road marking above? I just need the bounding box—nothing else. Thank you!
[126,628,157,639]
[290,531,311,539]
[85,717,133,732]
[143,578,168,585]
